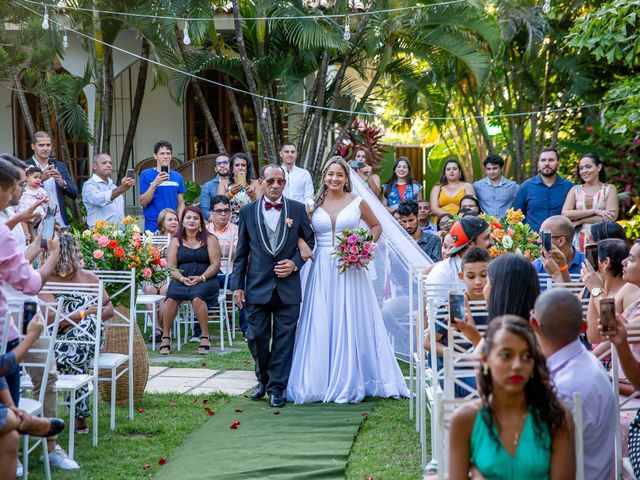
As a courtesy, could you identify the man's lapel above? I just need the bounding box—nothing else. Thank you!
[273,198,290,256]
[255,198,275,256]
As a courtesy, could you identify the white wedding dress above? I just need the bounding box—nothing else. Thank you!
[286,196,410,404]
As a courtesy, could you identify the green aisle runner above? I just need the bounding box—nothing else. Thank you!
[156,396,378,480]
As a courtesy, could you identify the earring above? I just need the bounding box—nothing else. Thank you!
[482,364,489,375]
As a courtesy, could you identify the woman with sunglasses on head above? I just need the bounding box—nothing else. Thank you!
[449,315,575,480]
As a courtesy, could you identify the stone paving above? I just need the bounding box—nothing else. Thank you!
[145,366,256,395]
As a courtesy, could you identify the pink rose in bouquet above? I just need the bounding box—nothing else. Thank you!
[98,236,110,247]
[93,249,104,260]
[332,228,376,274]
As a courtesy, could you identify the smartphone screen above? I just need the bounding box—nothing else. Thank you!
[237,171,247,187]
[600,298,616,336]
[126,168,135,179]
[448,291,465,323]
[39,205,57,249]
[585,244,598,269]
[542,230,552,252]
[22,301,38,335]
[47,158,56,167]
[160,166,169,174]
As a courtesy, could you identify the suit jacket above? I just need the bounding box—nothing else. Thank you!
[25,157,78,226]
[230,197,315,305]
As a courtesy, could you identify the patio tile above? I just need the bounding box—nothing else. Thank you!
[148,366,168,378]
[158,368,218,378]
[214,370,256,380]
[146,377,204,389]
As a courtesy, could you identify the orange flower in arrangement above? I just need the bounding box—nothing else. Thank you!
[484,208,540,260]
[114,247,125,258]
[506,208,525,225]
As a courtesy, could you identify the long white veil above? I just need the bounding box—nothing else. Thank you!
[350,169,434,362]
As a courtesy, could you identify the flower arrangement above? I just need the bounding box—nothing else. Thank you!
[332,228,376,274]
[482,209,540,260]
[73,216,172,303]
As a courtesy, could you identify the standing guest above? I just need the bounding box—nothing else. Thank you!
[449,315,575,480]
[429,159,475,217]
[396,200,442,262]
[206,195,247,337]
[350,146,382,198]
[160,206,221,356]
[227,153,261,224]
[139,140,185,233]
[16,166,49,240]
[531,289,616,480]
[25,131,78,228]
[533,215,585,279]
[562,154,618,252]
[473,154,519,218]
[280,143,314,205]
[417,200,437,234]
[514,148,573,233]
[382,157,423,211]
[459,195,482,215]
[38,234,113,435]
[199,153,231,222]
[82,154,134,227]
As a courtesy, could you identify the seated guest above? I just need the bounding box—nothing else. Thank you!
[441,233,454,260]
[424,247,490,396]
[417,200,437,234]
[38,234,113,435]
[533,215,585,279]
[436,213,455,239]
[531,289,616,480]
[459,195,481,215]
[206,195,247,337]
[486,254,540,321]
[582,239,629,345]
[586,219,626,244]
[156,208,179,238]
[449,315,575,480]
[160,206,221,356]
[396,200,442,262]
[0,317,65,477]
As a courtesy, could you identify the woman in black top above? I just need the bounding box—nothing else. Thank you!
[160,206,221,355]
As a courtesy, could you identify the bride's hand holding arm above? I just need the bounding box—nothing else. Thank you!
[359,200,382,241]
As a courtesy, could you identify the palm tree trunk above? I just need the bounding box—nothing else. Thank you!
[101,46,114,154]
[92,6,104,152]
[118,39,150,183]
[12,66,36,139]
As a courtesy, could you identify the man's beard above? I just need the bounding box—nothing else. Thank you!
[219,171,229,177]
[539,168,557,178]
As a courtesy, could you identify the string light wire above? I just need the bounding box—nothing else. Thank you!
[14,0,640,122]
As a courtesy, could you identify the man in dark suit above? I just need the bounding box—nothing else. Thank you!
[25,131,78,227]
[230,164,315,407]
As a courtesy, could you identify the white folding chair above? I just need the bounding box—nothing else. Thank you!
[148,234,170,250]
[37,281,104,459]
[15,298,63,480]
[91,269,136,429]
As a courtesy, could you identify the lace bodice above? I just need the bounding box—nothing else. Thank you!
[313,196,363,247]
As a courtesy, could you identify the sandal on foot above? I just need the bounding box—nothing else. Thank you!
[197,336,211,355]
[74,422,89,435]
[159,336,171,356]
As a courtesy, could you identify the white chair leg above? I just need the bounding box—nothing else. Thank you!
[219,305,225,352]
[22,435,29,480]
[110,369,116,431]
[93,379,99,447]
[42,438,51,480]
[128,358,134,421]
[69,396,76,460]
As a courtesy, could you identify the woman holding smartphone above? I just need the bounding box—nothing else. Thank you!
[226,153,260,224]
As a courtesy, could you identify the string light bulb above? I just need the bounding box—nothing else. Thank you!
[182,21,191,45]
[63,29,68,48]
[42,5,50,30]
[343,16,351,41]
[542,0,551,13]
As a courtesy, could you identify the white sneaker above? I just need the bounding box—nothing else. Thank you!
[45,445,80,470]
[16,459,23,477]
[188,335,200,344]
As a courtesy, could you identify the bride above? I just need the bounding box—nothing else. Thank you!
[286,157,409,404]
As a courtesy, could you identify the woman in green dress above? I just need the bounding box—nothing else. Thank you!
[449,315,575,480]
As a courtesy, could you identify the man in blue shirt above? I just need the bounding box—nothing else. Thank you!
[139,141,186,232]
[199,153,230,222]
[473,154,519,219]
[533,215,584,280]
[514,148,573,232]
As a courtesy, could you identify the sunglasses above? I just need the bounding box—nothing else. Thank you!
[265,178,285,185]
[216,160,230,166]
[213,208,230,214]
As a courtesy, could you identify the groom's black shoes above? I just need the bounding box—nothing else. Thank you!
[269,394,285,408]
[250,383,267,400]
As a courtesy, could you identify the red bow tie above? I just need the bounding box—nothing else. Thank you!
[265,201,282,211]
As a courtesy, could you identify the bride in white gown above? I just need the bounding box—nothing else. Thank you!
[286,157,409,404]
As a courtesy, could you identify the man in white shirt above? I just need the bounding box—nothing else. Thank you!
[280,142,314,205]
[531,289,616,480]
[82,154,134,227]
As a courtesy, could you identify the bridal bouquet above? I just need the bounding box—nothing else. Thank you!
[333,228,376,274]
[483,208,540,260]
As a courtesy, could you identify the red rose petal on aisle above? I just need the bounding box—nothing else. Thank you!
[230,424,238,429]
[159,457,168,465]
[168,402,176,407]
[243,360,251,365]
[205,408,215,415]
[234,408,243,413]
[365,477,373,480]
[273,410,281,415]
[232,421,240,426]
[137,408,144,413]
[193,399,199,403]
[143,463,151,470]
[202,399,209,404]
[361,412,369,417]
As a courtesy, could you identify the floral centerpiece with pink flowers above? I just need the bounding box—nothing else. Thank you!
[73,216,172,306]
[482,208,540,260]
[332,228,376,274]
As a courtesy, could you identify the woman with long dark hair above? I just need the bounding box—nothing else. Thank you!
[382,156,423,211]
[562,154,619,252]
[160,206,221,356]
[430,159,475,217]
[449,315,575,479]
[486,254,541,321]
[227,153,261,224]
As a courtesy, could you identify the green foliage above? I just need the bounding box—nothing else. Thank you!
[183,180,202,205]
[620,211,640,241]
[601,75,640,136]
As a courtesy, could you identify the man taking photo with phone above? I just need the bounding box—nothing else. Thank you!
[140,140,186,232]
[82,153,135,227]
[24,131,78,228]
